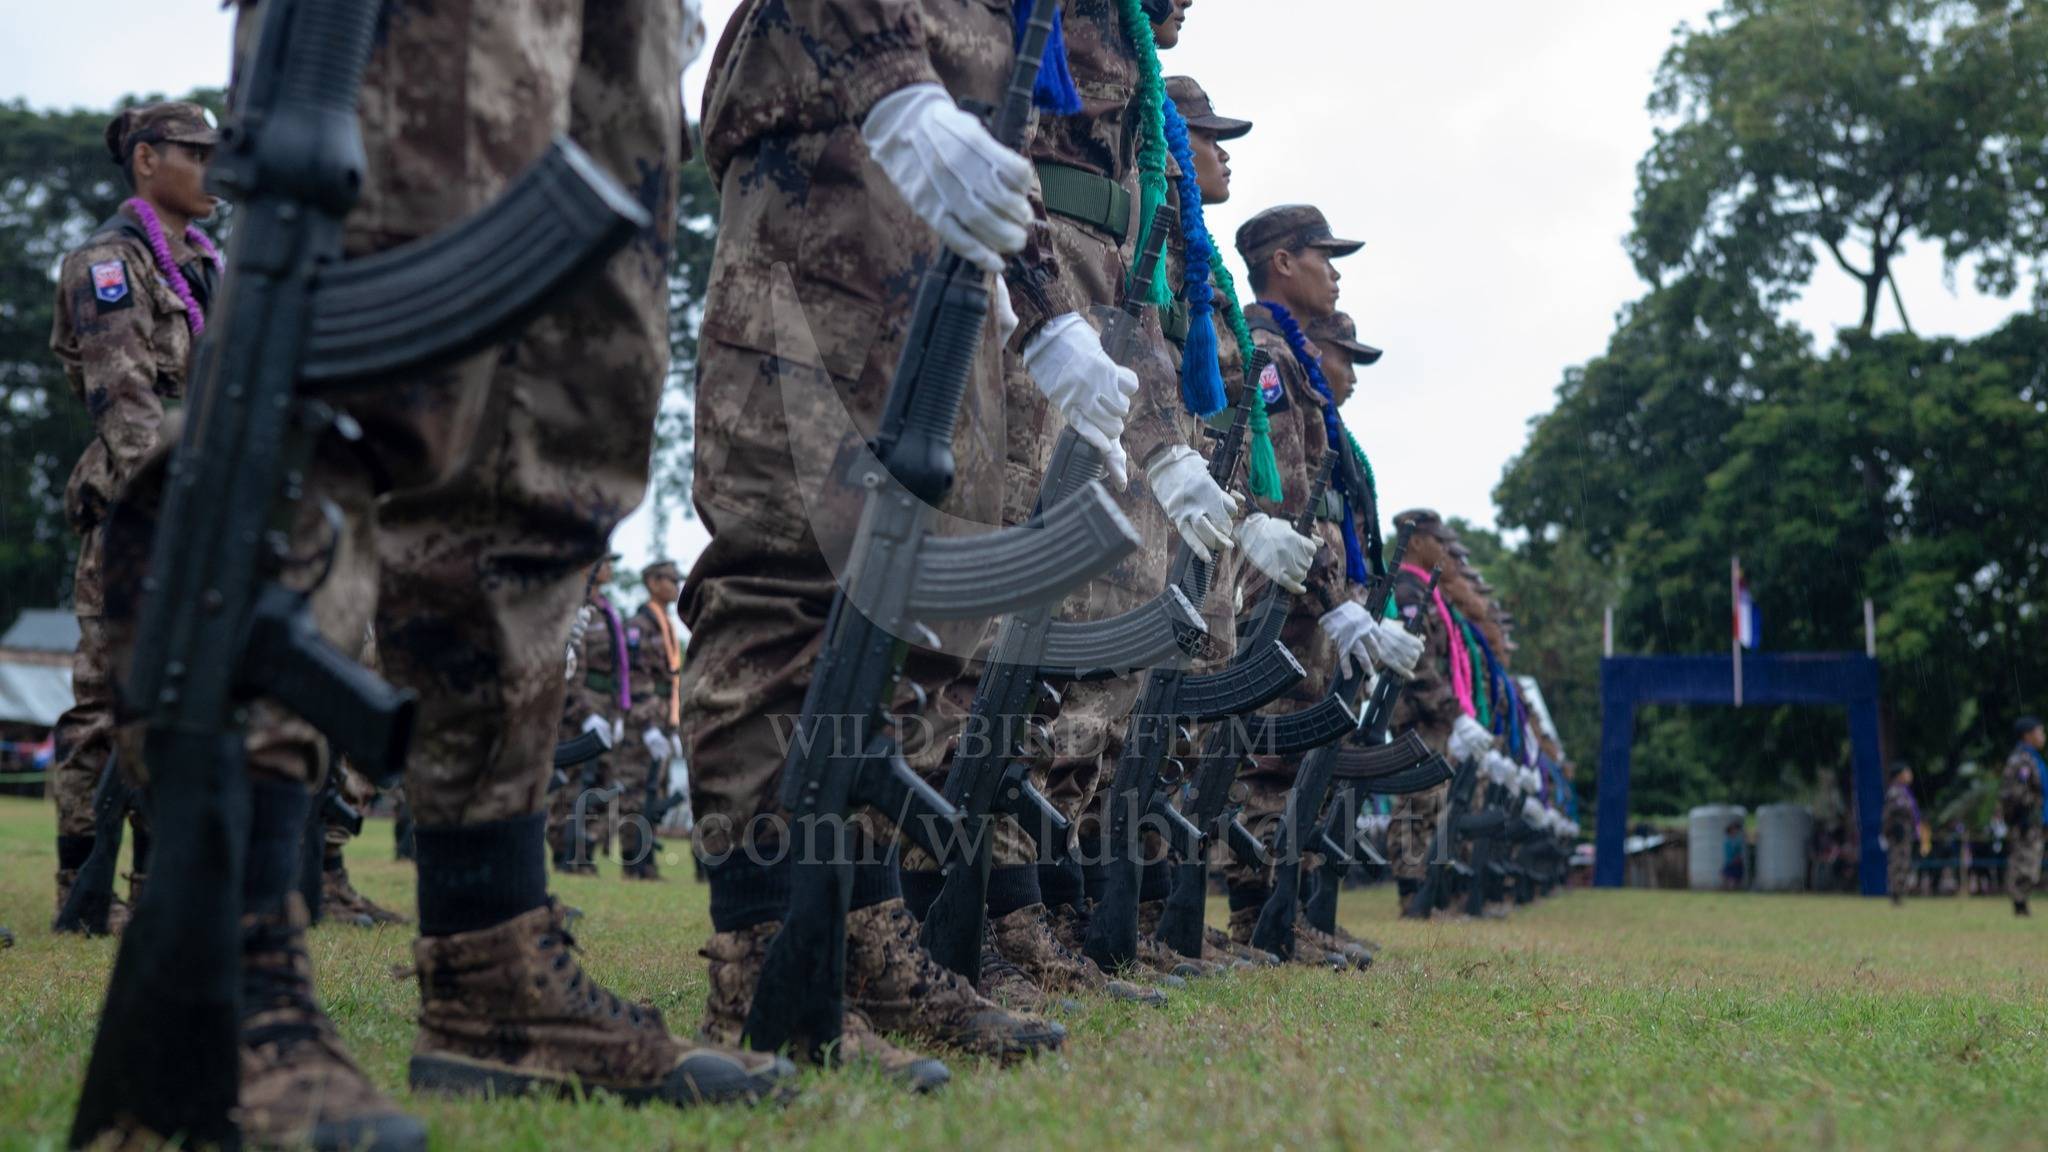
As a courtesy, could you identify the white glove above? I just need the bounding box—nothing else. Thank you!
[611,717,625,746]
[1024,313,1138,488]
[642,727,674,763]
[1146,444,1239,561]
[1521,797,1545,824]
[1451,715,1494,764]
[862,83,1033,273]
[1360,616,1424,678]
[1520,767,1542,795]
[1235,513,1317,594]
[1484,751,1514,789]
[580,713,614,748]
[1318,602,1375,680]
[993,273,1020,347]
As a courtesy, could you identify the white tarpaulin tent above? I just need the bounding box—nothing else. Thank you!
[0,609,79,727]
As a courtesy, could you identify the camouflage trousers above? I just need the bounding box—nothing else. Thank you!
[109,0,683,822]
[1884,833,1914,898]
[1389,779,1450,882]
[545,753,615,864]
[51,593,115,838]
[2009,826,2042,901]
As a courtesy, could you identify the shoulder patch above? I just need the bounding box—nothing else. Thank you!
[1258,362,1289,413]
[90,260,131,307]
[625,626,643,648]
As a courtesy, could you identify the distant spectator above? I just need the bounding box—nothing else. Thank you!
[1880,766,1922,905]
[2001,717,2046,917]
[1721,820,1746,890]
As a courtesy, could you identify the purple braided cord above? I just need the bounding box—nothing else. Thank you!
[123,197,212,337]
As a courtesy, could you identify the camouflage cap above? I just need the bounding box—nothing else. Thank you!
[105,101,219,165]
[1235,205,1364,271]
[1391,508,1443,534]
[1166,76,1252,141]
[1303,311,1384,367]
[642,559,681,582]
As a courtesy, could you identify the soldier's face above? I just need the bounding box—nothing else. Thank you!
[140,141,220,220]
[595,559,614,585]
[1315,340,1356,404]
[1190,130,1231,204]
[1290,246,1342,315]
[1152,0,1193,48]
[2028,728,2047,750]
[649,573,681,606]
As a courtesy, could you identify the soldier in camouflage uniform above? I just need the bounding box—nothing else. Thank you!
[1880,766,1921,905]
[47,101,221,934]
[683,0,1136,1085]
[2002,718,2045,916]
[1215,210,1419,967]
[1381,512,1465,916]
[96,2,793,1144]
[549,555,631,873]
[619,560,684,881]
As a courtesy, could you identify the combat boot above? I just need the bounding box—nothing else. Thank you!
[1322,922,1377,968]
[52,865,131,936]
[1206,925,1278,967]
[845,898,1065,1064]
[323,854,411,926]
[988,904,1165,1006]
[408,900,794,1106]
[1227,902,1342,971]
[240,896,425,1152]
[1045,900,1186,989]
[976,936,1061,1014]
[699,921,950,1092]
[1137,900,1233,976]
[1297,922,1370,971]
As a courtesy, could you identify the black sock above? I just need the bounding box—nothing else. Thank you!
[57,835,94,872]
[1396,877,1419,898]
[1227,883,1270,915]
[1039,858,1084,913]
[987,865,1042,919]
[705,852,791,933]
[849,859,903,912]
[899,867,944,920]
[414,814,549,937]
[1139,860,1172,904]
[1079,855,1108,904]
[246,779,312,918]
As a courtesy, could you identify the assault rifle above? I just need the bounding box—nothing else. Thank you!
[1410,745,1505,917]
[296,766,364,925]
[915,220,1239,983]
[52,754,135,936]
[72,0,654,1143]
[743,0,1139,1064]
[1247,535,1434,961]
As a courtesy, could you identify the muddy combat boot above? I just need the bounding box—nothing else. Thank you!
[1297,922,1370,971]
[976,936,1060,1015]
[240,897,426,1152]
[409,900,792,1105]
[1046,900,1186,990]
[1137,900,1233,976]
[700,921,951,1092]
[323,853,411,927]
[1228,895,1342,971]
[1206,925,1278,967]
[989,904,1165,1006]
[845,897,1064,1064]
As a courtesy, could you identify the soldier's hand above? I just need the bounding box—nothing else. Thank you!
[1360,615,1424,677]
[1025,313,1138,487]
[1235,512,1316,593]
[581,713,613,749]
[1451,715,1494,764]
[643,727,674,763]
[863,83,1033,274]
[1146,445,1239,561]
[1317,601,1375,680]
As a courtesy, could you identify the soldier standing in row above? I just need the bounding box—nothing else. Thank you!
[621,560,685,880]
[2002,718,2045,917]
[1382,510,1470,917]
[47,101,222,934]
[1881,766,1921,905]
[550,554,632,874]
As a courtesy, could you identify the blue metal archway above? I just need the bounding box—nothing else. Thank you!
[1595,653,1886,896]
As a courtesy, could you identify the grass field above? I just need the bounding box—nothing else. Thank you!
[5,795,2047,1151]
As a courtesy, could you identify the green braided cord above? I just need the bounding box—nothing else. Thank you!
[1207,260,1283,502]
[1115,0,1173,308]
[1458,617,1493,728]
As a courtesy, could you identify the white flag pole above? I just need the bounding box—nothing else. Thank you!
[1731,555,1743,709]
[1864,598,1877,659]
[1603,605,1614,658]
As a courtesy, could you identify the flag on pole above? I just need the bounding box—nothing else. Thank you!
[1733,561,1760,650]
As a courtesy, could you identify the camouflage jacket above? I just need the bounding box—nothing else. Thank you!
[695,0,1075,547]
[1881,781,1919,840]
[2001,745,2045,828]
[575,589,632,722]
[1241,304,1348,619]
[1388,568,1461,757]
[625,601,683,735]
[51,204,216,537]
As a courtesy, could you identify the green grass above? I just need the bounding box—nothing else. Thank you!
[4,794,2046,1151]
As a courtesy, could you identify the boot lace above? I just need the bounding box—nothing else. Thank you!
[536,919,653,1030]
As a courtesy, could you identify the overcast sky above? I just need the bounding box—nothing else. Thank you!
[10,0,2028,578]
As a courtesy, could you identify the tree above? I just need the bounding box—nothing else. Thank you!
[645,155,718,560]
[1635,0,2048,335]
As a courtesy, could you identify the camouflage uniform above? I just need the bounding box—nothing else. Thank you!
[1880,778,1919,900]
[2000,743,2044,904]
[1218,294,1363,901]
[1003,0,1196,856]
[47,104,219,876]
[548,582,631,869]
[620,583,683,878]
[1384,523,1463,891]
[682,0,1074,859]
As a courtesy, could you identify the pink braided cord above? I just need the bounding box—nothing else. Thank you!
[1402,563,1476,717]
[123,198,214,337]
